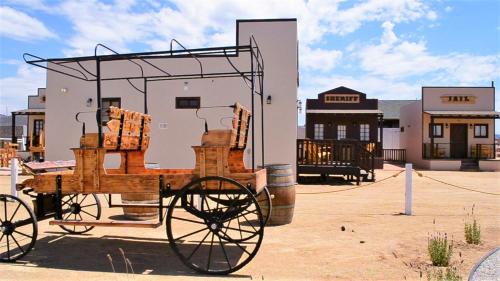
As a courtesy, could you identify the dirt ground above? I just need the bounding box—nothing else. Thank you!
[1,168,499,281]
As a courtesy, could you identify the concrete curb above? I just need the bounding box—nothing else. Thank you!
[468,247,499,281]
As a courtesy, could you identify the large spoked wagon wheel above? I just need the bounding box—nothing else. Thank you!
[0,194,37,262]
[59,194,101,234]
[256,186,272,226]
[166,176,264,275]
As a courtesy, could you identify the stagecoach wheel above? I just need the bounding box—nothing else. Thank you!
[166,176,264,275]
[256,186,272,226]
[59,194,101,234]
[0,194,37,262]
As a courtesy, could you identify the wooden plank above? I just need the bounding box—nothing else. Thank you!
[49,219,162,228]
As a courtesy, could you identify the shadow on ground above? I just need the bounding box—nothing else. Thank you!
[11,234,250,278]
[298,175,355,185]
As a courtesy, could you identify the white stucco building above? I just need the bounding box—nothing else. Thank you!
[400,85,499,171]
[39,19,298,173]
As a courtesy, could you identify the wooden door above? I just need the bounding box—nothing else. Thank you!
[450,124,467,158]
[32,119,44,146]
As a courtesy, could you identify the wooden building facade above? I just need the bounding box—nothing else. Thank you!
[305,86,383,156]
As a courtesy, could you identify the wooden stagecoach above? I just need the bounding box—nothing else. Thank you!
[0,104,271,275]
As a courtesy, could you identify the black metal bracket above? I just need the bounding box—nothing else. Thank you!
[54,175,62,220]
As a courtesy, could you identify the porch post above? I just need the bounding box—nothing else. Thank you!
[430,115,435,158]
[379,114,384,157]
[11,112,17,144]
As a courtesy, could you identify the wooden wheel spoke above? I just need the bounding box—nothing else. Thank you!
[9,203,21,222]
[10,235,24,254]
[3,197,7,222]
[0,233,4,242]
[63,211,73,220]
[62,195,76,206]
[222,209,258,223]
[225,225,255,235]
[186,230,211,260]
[13,230,32,239]
[241,212,258,232]
[78,194,88,205]
[218,235,232,269]
[232,239,251,256]
[80,203,97,208]
[206,232,215,271]
[80,209,97,218]
[6,235,10,259]
[174,227,208,242]
[237,215,243,239]
[171,216,205,225]
[220,194,243,221]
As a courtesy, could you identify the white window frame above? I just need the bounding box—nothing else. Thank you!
[360,124,370,141]
[314,124,324,140]
[337,125,346,140]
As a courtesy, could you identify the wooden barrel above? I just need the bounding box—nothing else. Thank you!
[263,164,295,225]
[121,162,160,220]
[121,194,159,220]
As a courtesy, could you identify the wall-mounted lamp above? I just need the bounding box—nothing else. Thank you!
[266,95,272,104]
[469,123,473,129]
[86,98,93,107]
[445,123,449,128]
[183,81,189,91]
[60,88,68,93]
[297,99,302,113]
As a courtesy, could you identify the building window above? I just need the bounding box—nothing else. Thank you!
[360,124,369,141]
[176,97,200,109]
[101,98,121,125]
[429,123,443,138]
[314,124,324,140]
[337,125,346,140]
[474,124,488,138]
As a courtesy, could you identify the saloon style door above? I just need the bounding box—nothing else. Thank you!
[450,124,467,158]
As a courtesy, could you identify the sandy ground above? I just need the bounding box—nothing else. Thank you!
[0,168,499,281]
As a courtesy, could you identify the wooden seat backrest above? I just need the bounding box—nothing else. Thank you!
[229,102,251,150]
[103,106,152,151]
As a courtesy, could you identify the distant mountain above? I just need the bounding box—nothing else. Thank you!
[0,114,27,126]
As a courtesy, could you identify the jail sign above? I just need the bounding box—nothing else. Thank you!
[440,95,476,104]
[324,94,360,103]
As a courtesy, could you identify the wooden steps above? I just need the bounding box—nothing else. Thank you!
[49,219,162,228]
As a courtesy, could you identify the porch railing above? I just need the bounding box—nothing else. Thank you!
[383,149,406,162]
[471,144,495,159]
[423,143,496,160]
[297,139,375,173]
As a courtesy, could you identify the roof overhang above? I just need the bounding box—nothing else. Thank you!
[11,109,45,115]
[306,109,383,114]
[424,110,499,118]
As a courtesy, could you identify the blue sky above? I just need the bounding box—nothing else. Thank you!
[1,0,499,132]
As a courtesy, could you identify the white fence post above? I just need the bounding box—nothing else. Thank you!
[11,158,18,197]
[405,163,412,215]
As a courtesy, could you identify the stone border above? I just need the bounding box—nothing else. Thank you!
[468,247,499,281]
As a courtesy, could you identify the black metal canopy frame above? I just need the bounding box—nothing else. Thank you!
[23,36,266,170]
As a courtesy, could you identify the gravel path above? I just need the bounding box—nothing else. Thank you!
[469,248,500,281]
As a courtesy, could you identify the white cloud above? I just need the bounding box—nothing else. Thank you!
[0,62,46,112]
[0,6,56,41]
[300,47,342,72]
[351,21,500,83]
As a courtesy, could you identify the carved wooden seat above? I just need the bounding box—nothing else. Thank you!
[80,106,151,151]
[193,103,252,178]
[77,107,152,175]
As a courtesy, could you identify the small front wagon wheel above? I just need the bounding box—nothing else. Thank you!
[59,194,101,234]
[166,176,264,275]
[0,194,38,262]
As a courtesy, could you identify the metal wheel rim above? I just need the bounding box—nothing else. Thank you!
[0,194,38,262]
[166,176,264,275]
[59,194,101,234]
